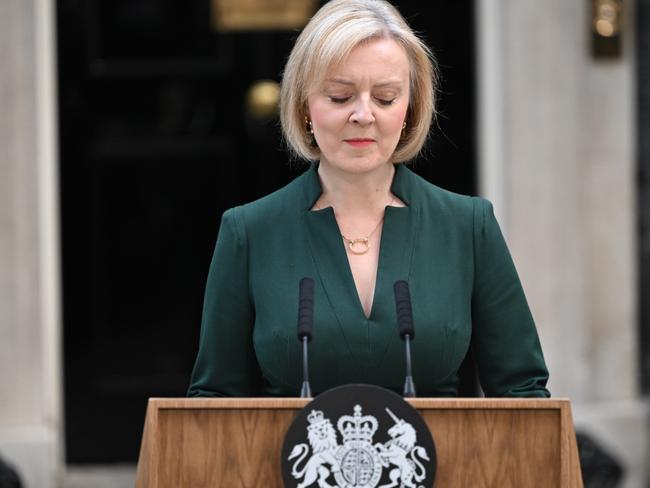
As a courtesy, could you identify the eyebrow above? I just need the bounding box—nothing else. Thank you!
[325,77,404,88]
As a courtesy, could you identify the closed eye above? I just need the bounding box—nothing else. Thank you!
[375,97,396,106]
[329,96,351,104]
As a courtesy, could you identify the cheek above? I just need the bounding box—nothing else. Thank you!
[307,98,323,123]
[383,110,408,136]
[384,100,409,133]
[309,102,345,132]
[309,94,359,133]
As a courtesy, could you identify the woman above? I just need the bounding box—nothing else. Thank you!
[188,0,549,398]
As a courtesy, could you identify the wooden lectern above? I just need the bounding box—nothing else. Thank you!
[136,397,583,487]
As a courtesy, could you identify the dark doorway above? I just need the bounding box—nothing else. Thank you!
[58,0,475,463]
[639,0,650,394]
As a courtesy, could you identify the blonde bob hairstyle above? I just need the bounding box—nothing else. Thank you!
[280,0,437,163]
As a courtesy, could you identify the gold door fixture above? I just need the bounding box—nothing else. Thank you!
[211,0,317,31]
[246,80,281,120]
[591,0,623,58]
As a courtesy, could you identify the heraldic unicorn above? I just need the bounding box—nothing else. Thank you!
[287,404,430,488]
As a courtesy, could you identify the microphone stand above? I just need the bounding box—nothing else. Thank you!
[300,336,312,398]
[403,333,416,397]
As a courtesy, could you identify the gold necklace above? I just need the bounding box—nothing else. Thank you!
[314,196,394,255]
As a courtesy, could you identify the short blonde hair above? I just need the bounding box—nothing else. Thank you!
[280,0,437,163]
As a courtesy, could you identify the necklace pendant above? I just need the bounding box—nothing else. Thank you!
[347,237,370,255]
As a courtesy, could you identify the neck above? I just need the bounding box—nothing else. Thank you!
[316,161,396,217]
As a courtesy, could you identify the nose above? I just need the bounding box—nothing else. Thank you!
[349,96,375,126]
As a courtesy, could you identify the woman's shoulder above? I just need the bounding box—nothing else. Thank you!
[399,165,489,220]
[221,168,312,229]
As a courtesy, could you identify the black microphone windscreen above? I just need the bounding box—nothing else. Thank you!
[297,277,315,341]
[394,280,415,340]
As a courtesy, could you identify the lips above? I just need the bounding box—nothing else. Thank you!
[344,138,375,147]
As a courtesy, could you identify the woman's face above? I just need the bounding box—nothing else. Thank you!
[307,37,410,176]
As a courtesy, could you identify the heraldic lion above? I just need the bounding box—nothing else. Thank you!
[288,410,340,488]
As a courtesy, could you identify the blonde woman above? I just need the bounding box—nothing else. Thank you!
[188,0,549,398]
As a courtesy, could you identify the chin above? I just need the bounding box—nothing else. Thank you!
[323,153,392,175]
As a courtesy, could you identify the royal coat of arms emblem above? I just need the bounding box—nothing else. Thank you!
[287,404,430,488]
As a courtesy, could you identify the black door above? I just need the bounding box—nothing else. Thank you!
[58,0,475,463]
[639,2,650,394]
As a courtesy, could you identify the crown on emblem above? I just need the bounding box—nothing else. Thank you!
[307,410,324,424]
[337,405,378,444]
[306,410,332,433]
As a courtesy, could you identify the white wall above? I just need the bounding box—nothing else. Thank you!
[478,1,648,486]
[0,0,62,486]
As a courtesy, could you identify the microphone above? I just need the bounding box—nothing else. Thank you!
[394,280,416,397]
[297,277,315,398]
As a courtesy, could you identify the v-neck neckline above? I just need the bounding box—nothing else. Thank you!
[317,204,397,321]
[302,163,420,367]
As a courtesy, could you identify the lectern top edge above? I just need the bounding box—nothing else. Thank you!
[146,397,572,411]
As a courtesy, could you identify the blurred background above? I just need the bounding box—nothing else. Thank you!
[0,0,648,486]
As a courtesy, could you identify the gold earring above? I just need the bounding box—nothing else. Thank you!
[305,116,318,147]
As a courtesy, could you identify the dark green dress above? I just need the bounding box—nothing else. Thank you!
[187,163,550,398]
